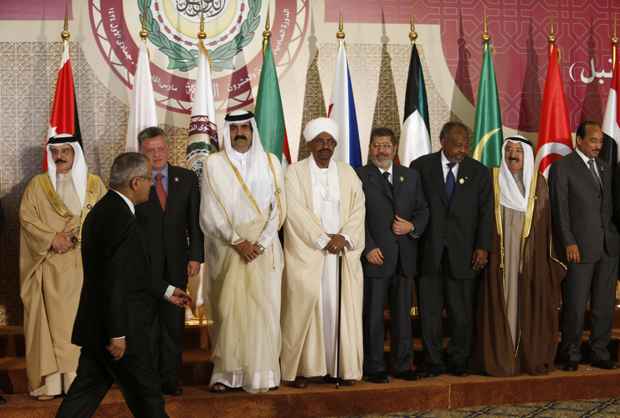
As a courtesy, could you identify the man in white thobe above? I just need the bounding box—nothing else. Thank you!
[199,110,285,393]
[281,117,365,388]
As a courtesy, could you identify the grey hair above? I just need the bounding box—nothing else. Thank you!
[109,152,149,189]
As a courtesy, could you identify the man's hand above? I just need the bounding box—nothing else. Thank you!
[325,234,347,254]
[471,249,488,271]
[51,232,74,254]
[566,244,581,264]
[233,240,261,263]
[392,215,414,236]
[106,338,126,361]
[168,288,192,308]
[366,248,384,265]
[187,260,201,277]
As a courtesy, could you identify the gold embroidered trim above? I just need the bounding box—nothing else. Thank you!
[223,153,262,216]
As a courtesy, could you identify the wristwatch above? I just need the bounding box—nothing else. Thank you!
[256,243,265,254]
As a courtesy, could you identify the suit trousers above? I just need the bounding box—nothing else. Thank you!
[363,273,413,375]
[418,250,478,369]
[152,263,185,389]
[56,348,168,418]
[561,253,618,363]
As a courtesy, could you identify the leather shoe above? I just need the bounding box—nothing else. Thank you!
[392,370,419,381]
[591,359,618,370]
[0,395,6,405]
[365,372,389,383]
[414,365,445,379]
[162,386,183,396]
[449,365,470,377]
[286,377,307,389]
[563,361,579,371]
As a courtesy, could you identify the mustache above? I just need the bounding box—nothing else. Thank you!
[508,157,520,162]
[54,159,68,164]
[233,135,248,141]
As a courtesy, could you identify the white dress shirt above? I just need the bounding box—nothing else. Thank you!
[441,150,460,182]
[575,147,601,179]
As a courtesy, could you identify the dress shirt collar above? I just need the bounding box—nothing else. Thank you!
[152,164,169,182]
[575,147,595,167]
[112,189,135,215]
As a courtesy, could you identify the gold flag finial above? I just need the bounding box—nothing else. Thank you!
[409,15,418,43]
[139,14,149,40]
[263,5,271,49]
[482,13,490,43]
[548,18,556,44]
[61,1,70,41]
[198,10,207,40]
[337,13,345,40]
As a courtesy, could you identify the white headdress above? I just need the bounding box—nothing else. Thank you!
[46,135,88,207]
[499,136,534,213]
[303,117,339,143]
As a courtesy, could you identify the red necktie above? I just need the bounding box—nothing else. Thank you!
[155,173,167,211]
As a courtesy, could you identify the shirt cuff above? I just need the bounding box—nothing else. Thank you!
[111,336,125,340]
[164,285,175,300]
[316,234,331,250]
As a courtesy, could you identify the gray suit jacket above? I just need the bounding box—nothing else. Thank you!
[549,151,619,263]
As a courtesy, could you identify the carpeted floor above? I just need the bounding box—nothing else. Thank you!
[341,398,620,417]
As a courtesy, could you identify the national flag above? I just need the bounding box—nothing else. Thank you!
[45,37,81,170]
[125,39,158,152]
[399,43,431,166]
[328,39,362,167]
[255,38,291,165]
[602,51,620,164]
[186,41,219,180]
[472,40,503,167]
[535,43,573,177]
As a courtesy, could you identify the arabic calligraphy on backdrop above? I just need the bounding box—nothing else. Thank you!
[176,0,225,18]
[570,58,613,85]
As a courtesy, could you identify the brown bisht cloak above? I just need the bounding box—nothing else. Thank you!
[475,169,565,376]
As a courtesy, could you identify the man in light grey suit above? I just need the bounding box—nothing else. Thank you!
[549,120,619,372]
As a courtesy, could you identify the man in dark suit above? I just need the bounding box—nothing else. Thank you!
[357,128,429,383]
[56,153,191,418]
[410,121,493,377]
[550,120,619,371]
[136,127,204,395]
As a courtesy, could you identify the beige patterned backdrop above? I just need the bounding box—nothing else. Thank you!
[0,37,451,326]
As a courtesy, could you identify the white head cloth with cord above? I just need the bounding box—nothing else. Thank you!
[499,135,534,213]
[46,134,88,208]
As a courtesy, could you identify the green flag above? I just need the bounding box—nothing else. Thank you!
[255,41,291,164]
[472,42,503,167]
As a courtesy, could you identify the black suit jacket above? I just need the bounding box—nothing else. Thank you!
[550,151,619,263]
[136,165,204,288]
[72,191,169,354]
[410,152,493,279]
[356,163,429,278]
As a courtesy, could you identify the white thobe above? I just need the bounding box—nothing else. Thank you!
[309,157,344,376]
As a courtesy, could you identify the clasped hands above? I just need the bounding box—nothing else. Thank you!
[51,230,77,254]
[366,216,414,265]
[324,234,347,254]
[233,240,265,263]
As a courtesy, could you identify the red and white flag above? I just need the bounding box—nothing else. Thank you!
[535,44,573,177]
[45,38,81,171]
[602,56,620,163]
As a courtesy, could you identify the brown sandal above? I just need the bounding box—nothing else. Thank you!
[209,383,230,393]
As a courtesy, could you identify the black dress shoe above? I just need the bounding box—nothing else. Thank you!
[392,370,419,381]
[563,361,579,371]
[365,372,389,383]
[591,359,618,370]
[449,365,470,377]
[285,377,307,389]
[162,386,183,396]
[414,365,445,379]
[0,395,6,405]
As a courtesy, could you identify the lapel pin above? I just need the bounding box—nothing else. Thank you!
[400,176,404,182]
[459,178,465,184]
[174,177,179,182]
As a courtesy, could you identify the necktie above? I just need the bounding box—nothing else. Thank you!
[588,159,602,189]
[155,173,167,210]
[382,171,392,189]
[445,162,456,200]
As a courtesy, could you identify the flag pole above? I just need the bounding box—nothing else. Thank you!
[263,6,271,52]
[61,1,70,41]
[409,15,418,44]
[482,12,490,48]
[612,15,618,68]
[337,13,345,41]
